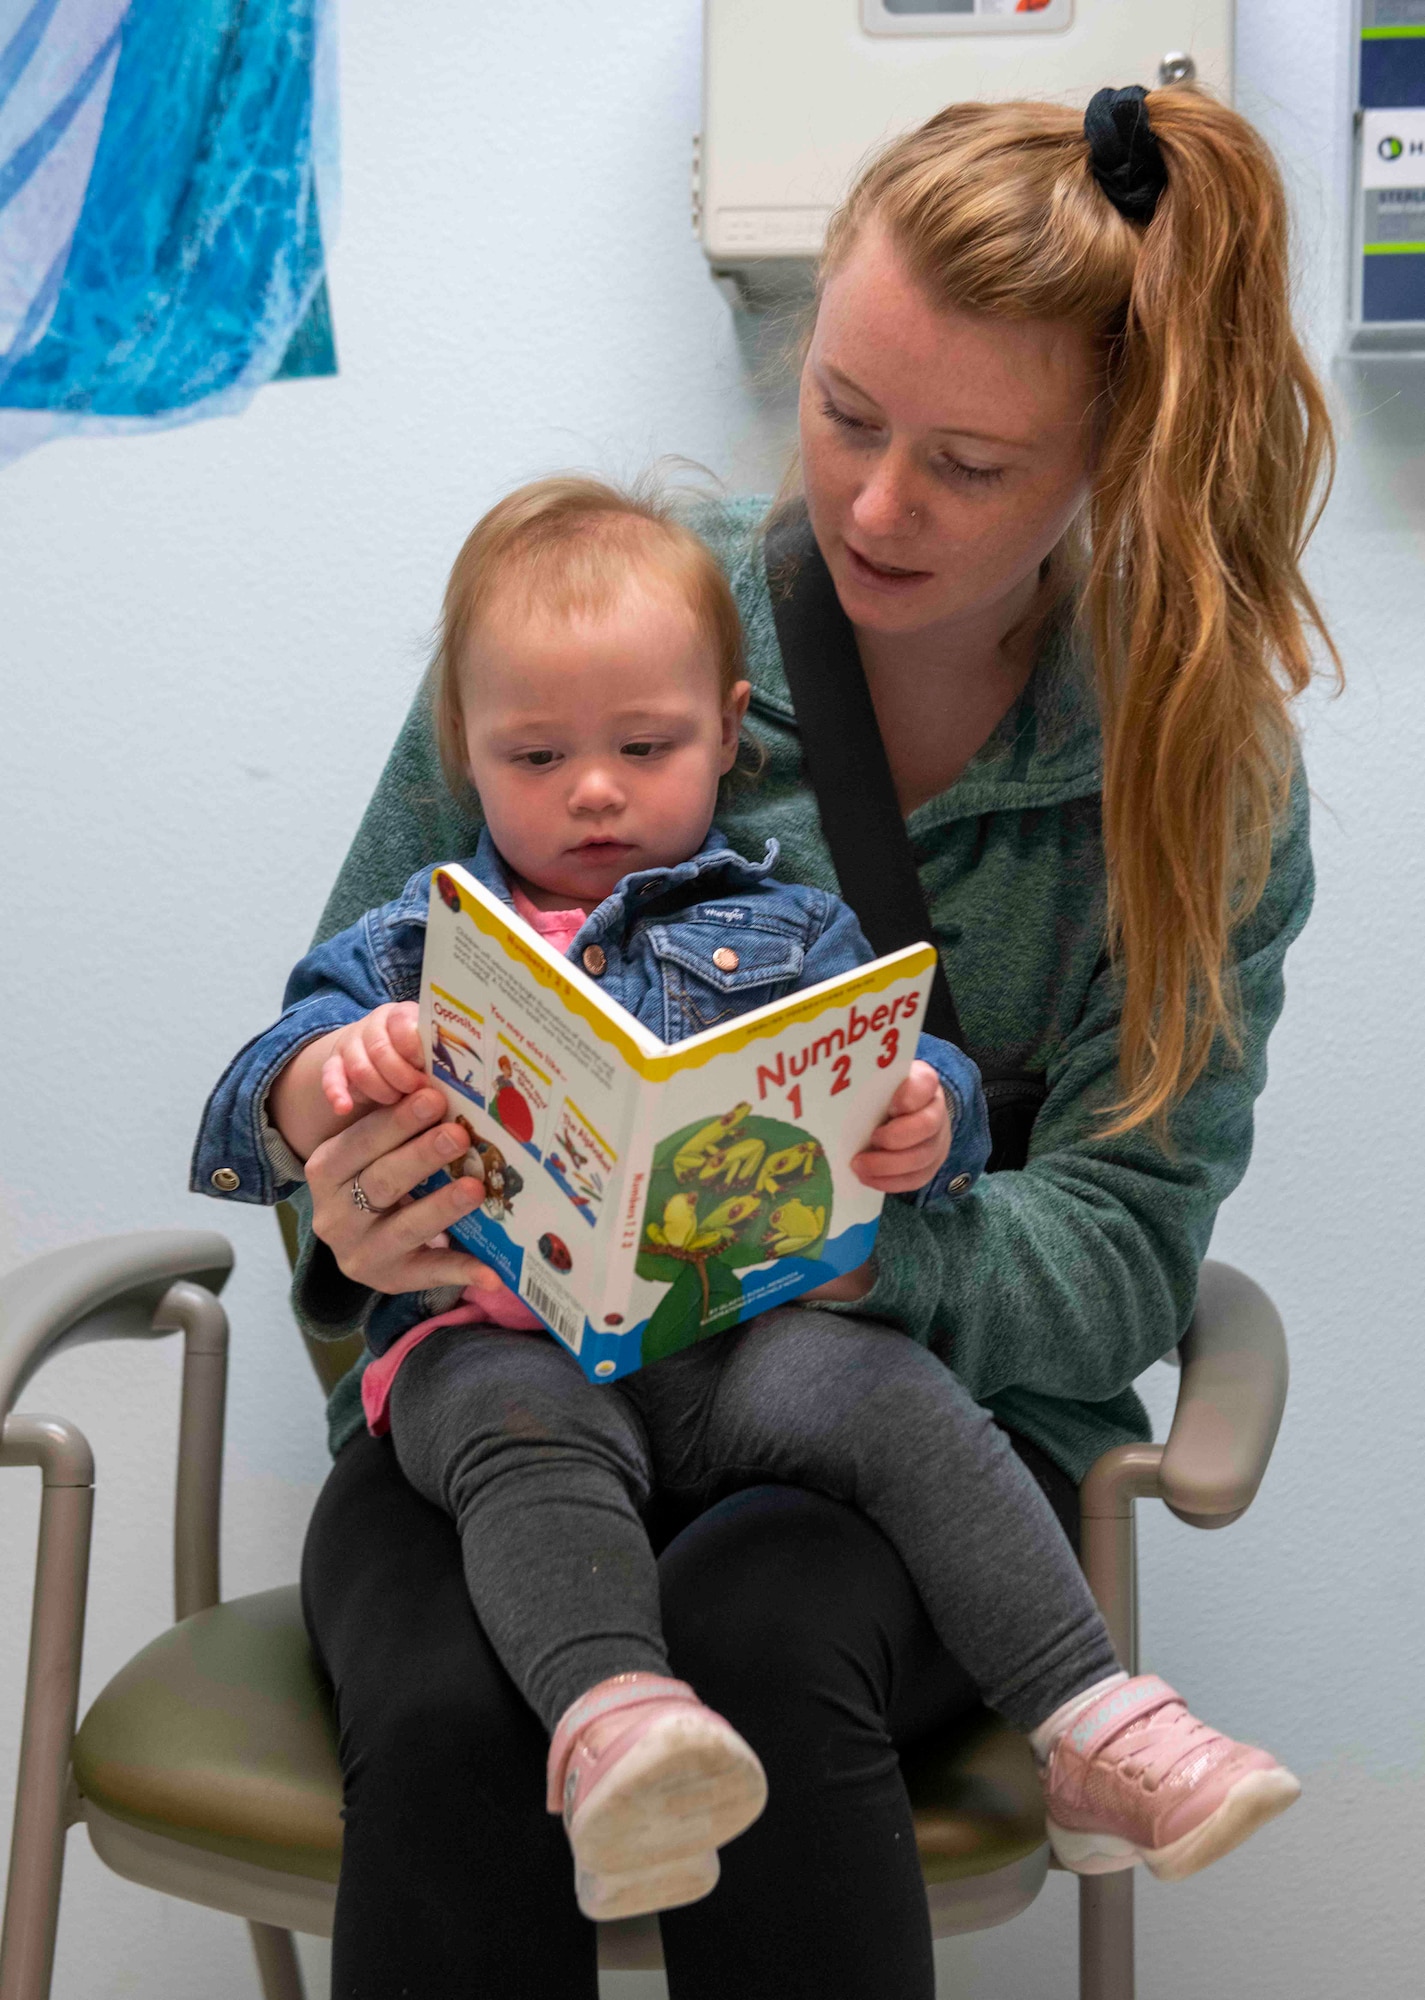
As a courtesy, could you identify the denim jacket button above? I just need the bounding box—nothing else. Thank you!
[210,1167,241,1192]
[948,1173,972,1196]
[712,947,740,972]
[582,945,607,976]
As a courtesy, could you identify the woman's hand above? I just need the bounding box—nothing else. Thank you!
[852,1060,952,1194]
[305,1087,507,1297]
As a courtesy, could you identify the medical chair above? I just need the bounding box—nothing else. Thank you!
[0,1226,1287,2000]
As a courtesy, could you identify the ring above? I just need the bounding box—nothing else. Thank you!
[350,1175,381,1214]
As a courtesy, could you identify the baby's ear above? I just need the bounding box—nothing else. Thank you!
[720,679,753,764]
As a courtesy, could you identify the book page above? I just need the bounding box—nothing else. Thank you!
[607,953,932,1374]
[418,866,641,1362]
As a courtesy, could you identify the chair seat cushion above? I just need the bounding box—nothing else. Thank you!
[73,1586,1046,1886]
[73,1586,343,1882]
[901,1716,1047,1881]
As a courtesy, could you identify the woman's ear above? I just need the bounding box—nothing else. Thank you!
[719,680,752,771]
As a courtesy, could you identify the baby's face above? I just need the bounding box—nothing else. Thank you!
[461,576,750,912]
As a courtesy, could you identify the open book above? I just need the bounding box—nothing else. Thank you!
[418,863,933,1383]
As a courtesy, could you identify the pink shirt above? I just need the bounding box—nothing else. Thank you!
[361,883,590,1435]
[510,883,587,958]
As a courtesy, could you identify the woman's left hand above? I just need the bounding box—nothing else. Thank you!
[304,1089,499,1297]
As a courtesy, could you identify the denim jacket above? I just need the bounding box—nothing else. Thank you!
[192,829,991,1349]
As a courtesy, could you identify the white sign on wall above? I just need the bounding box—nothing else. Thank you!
[1362,109,1425,190]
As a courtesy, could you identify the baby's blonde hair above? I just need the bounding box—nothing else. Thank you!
[430,476,744,799]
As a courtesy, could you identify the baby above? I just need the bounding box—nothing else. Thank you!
[196,477,1298,1923]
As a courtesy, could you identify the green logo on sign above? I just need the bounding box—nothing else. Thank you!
[1379,136,1405,162]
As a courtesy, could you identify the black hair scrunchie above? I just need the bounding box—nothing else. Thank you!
[1084,84,1168,226]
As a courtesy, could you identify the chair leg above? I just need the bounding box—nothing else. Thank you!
[1079,1873,1134,2000]
[1077,1446,1160,2000]
[0,1419,94,2000]
[248,1924,305,2000]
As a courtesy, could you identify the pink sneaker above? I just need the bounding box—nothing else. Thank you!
[1042,1675,1300,1882]
[547,1674,768,1921]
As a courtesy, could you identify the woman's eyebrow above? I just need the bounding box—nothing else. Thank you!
[819,361,1031,451]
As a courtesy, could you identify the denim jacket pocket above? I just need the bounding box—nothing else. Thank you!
[647,921,806,1041]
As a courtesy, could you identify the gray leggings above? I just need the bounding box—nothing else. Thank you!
[388,1310,1118,1736]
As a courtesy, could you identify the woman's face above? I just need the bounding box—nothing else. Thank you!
[799,222,1098,638]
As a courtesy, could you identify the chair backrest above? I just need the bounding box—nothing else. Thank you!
[275,1203,366,1398]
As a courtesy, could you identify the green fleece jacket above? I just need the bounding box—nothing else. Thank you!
[293,496,1313,1482]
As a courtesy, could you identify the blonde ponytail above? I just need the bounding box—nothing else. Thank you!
[1084,88,1335,1127]
[820,88,1337,1131]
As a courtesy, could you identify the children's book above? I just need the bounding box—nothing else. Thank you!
[418,862,934,1383]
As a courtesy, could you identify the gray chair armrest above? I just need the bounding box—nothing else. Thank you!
[1158,1259,1288,1529]
[1,1231,235,1625]
[0,1233,232,1993]
[0,1230,232,1424]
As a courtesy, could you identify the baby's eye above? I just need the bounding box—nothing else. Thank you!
[514,749,560,768]
[621,740,665,760]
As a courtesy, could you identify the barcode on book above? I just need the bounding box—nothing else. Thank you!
[520,1270,584,1353]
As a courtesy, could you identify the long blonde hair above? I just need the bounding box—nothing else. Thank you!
[820,90,1337,1132]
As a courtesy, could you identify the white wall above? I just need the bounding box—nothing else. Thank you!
[0,4,1418,1997]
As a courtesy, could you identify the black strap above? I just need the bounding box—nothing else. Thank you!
[763,505,1046,1172]
[763,508,963,1047]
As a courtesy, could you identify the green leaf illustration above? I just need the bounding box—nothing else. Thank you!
[701,1257,743,1337]
[640,1264,705,1367]
[634,1106,832,1367]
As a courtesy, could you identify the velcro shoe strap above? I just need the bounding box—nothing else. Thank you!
[546,1675,698,1811]
[1065,1675,1179,1760]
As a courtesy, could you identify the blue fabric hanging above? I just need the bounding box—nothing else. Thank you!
[0,0,337,463]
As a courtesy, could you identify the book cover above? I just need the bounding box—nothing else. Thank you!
[418,862,934,1382]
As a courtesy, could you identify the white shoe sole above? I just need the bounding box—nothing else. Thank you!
[1047,1765,1301,1881]
[576,1849,720,1922]
[568,1709,767,1886]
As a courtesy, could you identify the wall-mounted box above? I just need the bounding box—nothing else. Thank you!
[698,0,1235,309]
[1348,1,1425,353]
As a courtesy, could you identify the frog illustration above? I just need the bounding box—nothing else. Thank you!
[673,1104,752,1181]
[764,1198,826,1259]
[644,1191,762,1260]
[698,1194,762,1236]
[645,1191,701,1250]
[754,1138,820,1195]
[698,1135,767,1187]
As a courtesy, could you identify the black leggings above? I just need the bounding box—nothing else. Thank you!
[301,1426,1078,2000]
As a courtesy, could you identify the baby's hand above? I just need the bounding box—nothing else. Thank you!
[321,1003,426,1118]
[852,1060,951,1195]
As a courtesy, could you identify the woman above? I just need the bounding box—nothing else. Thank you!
[290,87,1332,1997]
